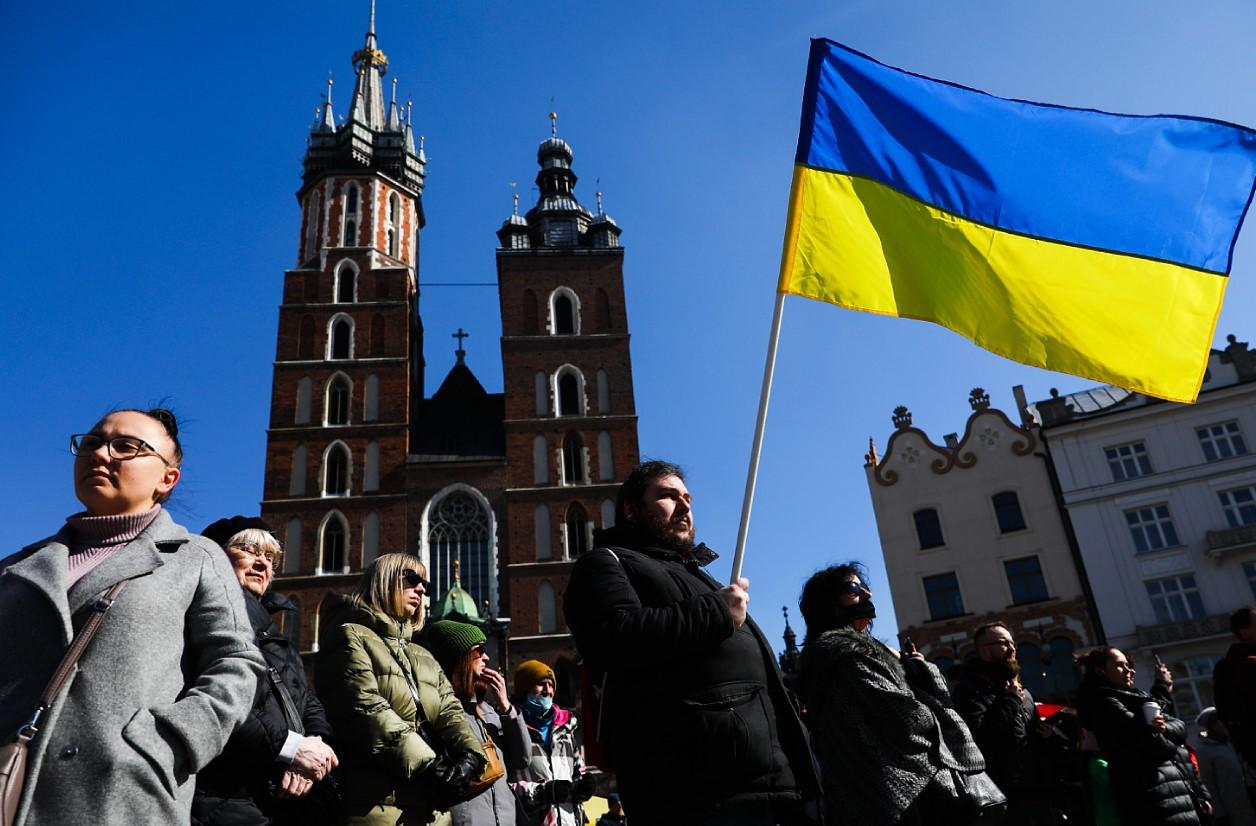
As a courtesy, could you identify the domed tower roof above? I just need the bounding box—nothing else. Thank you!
[433,559,482,622]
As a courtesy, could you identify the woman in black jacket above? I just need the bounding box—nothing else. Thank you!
[1077,647,1210,826]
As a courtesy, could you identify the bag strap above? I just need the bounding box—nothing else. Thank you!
[266,667,306,735]
[20,580,129,738]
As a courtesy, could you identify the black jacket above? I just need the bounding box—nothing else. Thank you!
[564,527,819,822]
[192,589,336,826]
[951,666,1054,800]
[1077,676,1207,826]
[1214,640,1256,768]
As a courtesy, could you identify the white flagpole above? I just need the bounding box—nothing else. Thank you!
[729,291,787,583]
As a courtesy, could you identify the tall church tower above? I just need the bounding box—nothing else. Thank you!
[260,3,425,648]
[495,117,641,689]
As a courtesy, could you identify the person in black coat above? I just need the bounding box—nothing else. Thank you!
[192,517,340,826]
[1214,606,1256,771]
[951,622,1066,825]
[564,460,820,826]
[1076,646,1210,826]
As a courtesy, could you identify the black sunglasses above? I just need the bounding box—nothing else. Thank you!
[838,580,870,596]
[401,569,430,591]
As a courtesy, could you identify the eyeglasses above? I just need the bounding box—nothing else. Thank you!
[70,433,173,467]
[471,644,487,657]
[838,580,871,596]
[401,570,430,591]
[227,543,280,566]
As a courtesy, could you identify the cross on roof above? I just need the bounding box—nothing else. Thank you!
[452,328,469,363]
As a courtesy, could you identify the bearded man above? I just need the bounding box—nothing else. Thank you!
[564,460,819,826]
[952,622,1065,826]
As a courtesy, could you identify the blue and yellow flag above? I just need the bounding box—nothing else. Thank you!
[779,39,1256,402]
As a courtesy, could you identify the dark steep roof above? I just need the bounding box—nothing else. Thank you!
[412,362,505,458]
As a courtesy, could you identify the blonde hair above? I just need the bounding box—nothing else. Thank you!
[353,552,426,624]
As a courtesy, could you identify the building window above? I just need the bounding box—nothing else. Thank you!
[1125,504,1179,553]
[326,375,351,425]
[596,369,610,414]
[343,183,359,246]
[330,317,353,360]
[565,503,589,558]
[364,374,379,421]
[387,192,400,257]
[597,431,614,481]
[1017,642,1047,699]
[532,435,548,485]
[1244,561,1256,600]
[363,442,380,491]
[601,499,615,529]
[538,581,557,634]
[1197,422,1247,462]
[534,372,548,415]
[427,489,493,611]
[305,191,322,259]
[1219,485,1256,527]
[913,508,945,549]
[562,433,586,485]
[1146,574,1205,624]
[992,491,1027,533]
[323,443,351,496]
[1004,556,1049,605]
[1167,655,1222,721]
[923,572,964,620]
[336,266,356,303]
[1105,441,1153,481]
[362,512,380,567]
[319,514,348,573]
[295,376,313,424]
[1043,637,1079,699]
[556,368,584,416]
[550,288,580,335]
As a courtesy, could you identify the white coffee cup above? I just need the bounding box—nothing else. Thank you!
[1143,701,1161,725]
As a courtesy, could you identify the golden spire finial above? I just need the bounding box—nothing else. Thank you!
[452,557,462,585]
[549,111,558,136]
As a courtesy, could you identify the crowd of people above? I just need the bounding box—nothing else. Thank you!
[2,411,1255,826]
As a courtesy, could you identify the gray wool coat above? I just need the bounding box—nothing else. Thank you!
[0,510,266,826]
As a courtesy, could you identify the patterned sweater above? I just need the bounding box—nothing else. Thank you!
[799,626,986,826]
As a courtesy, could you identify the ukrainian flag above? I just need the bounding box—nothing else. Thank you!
[779,39,1256,403]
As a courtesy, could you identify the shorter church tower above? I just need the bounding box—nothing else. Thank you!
[495,117,640,699]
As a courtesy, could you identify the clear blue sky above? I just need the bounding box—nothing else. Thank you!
[3,1,1255,652]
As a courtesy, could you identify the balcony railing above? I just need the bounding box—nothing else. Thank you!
[1205,523,1256,560]
[1135,612,1231,647]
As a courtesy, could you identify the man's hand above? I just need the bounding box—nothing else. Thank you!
[1154,663,1174,690]
[721,578,750,629]
[1035,718,1058,738]
[481,666,511,713]
[277,768,315,798]
[291,735,338,781]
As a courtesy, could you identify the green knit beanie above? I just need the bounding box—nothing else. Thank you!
[422,620,486,674]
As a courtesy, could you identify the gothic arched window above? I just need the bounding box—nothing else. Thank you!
[336,267,356,303]
[428,489,493,612]
[565,503,589,558]
[550,288,580,335]
[387,192,400,257]
[330,318,353,360]
[563,432,586,485]
[323,443,350,496]
[343,183,359,246]
[319,513,348,573]
[555,367,584,417]
[326,375,351,425]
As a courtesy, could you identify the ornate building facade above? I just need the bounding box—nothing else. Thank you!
[258,10,640,701]
[865,388,1100,702]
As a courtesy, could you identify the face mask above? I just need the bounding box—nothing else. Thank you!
[525,693,553,714]
[838,599,876,622]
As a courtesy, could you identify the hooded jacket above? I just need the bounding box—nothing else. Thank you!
[0,510,265,826]
[314,595,485,823]
[564,526,819,822]
[513,705,584,826]
[1077,676,1207,826]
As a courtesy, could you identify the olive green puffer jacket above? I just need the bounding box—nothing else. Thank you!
[316,596,485,822]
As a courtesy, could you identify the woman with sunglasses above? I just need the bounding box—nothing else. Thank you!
[797,563,994,826]
[316,553,486,825]
[421,620,531,826]
[0,408,265,826]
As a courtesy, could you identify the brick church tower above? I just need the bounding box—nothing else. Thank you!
[260,10,640,704]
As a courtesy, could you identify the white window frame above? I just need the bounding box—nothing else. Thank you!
[1105,440,1153,481]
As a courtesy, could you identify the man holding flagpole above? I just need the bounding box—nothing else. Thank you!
[565,460,820,826]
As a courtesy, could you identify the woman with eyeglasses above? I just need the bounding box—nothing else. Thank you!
[191,515,340,826]
[0,408,265,826]
[797,562,995,826]
[421,620,531,826]
[316,553,486,825]
[1076,647,1210,826]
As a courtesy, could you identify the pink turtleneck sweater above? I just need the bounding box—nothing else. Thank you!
[64,506,162,589]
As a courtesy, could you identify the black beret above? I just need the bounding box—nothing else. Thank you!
[201,515,274,548]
